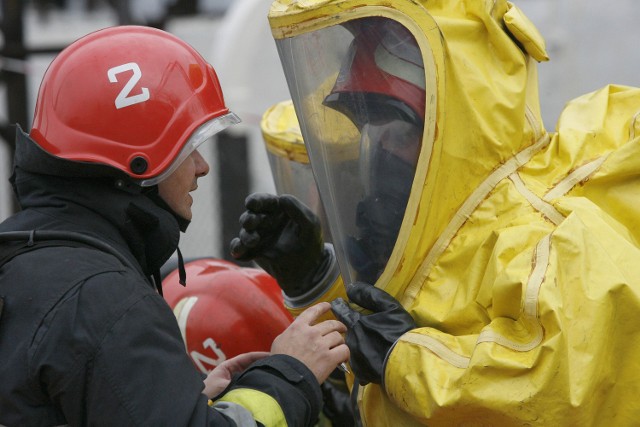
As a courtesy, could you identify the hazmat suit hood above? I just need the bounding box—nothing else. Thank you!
[270,0,548,297]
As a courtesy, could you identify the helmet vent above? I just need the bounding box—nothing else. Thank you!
[130,156,148,175]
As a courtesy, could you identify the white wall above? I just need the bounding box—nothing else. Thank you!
[518,0,640,129]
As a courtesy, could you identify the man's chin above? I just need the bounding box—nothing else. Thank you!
[174,208,192,232]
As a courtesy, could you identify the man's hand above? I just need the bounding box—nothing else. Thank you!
[230,193,333,297]
[271,302,350,384]
[331,282,416,385]
[203,352,270,398]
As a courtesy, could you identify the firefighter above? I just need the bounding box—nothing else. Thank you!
[0,25,349,426]
[231,0,640,425]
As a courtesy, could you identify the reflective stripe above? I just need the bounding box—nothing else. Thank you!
[216,388,287,427]
[211,401,259,426]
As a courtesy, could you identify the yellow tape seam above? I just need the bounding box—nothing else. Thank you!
[401,332,470,369]
[476,233,550,351]
[509,172,565,225]
[404,133,551,304]
[401,234,551,368]
[543,155,608,201]
[525,104,543,142]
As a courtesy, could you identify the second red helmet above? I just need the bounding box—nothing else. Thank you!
[162,258,293,374]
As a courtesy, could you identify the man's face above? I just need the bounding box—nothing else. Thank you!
[158,149,210,221]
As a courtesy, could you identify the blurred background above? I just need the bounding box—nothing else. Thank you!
[1,0,638,261]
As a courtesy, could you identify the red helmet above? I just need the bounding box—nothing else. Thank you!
[324,18,425,127]
[30,25,240,186]
[162,258,293,374]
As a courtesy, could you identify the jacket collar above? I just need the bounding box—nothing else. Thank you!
[8,128,181,278]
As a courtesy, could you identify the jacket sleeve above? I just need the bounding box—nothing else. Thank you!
[29,265,321,426]
[380,208,640,425]
[214,354,323,426]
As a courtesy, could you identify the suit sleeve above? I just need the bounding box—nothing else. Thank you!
[381,210,640,425]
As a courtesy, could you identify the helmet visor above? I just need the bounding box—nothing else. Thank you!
[275,16,426,285]
[139,111,241,187]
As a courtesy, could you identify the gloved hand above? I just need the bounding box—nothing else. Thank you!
[331,282,416,385]
[230,193,333,297]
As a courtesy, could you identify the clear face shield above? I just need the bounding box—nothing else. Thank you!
[260,100,333,243]
[139,112,241,187]
[275,17,426,285]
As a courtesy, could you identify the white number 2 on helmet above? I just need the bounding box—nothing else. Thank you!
[107,62,150,109]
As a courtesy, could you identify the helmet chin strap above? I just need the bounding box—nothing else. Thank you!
[175,247,187,286]
[153,247,186,294]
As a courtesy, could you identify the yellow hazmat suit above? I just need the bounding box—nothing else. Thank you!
[267,0,640,425]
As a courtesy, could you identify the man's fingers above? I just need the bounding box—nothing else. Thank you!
[330,343,351,367]
[234,351,270,366]
[225,351,270,372]
[324,330,347,349]
[296,301,332,325]
[314,319,347,336]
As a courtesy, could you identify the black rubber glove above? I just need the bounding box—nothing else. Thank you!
[331,282,416,386]
[230,193,334,297]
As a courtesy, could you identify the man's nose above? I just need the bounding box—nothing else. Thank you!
[192,150,210,177]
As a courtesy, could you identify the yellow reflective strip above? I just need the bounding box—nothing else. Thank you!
[543,155,608,201]
[401,332,470,369]
[476,234,550,351]
[404,133,551,305]
[216,388,287,427]
[509,172,565,225]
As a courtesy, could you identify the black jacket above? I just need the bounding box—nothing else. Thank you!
[0,129,322,426]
